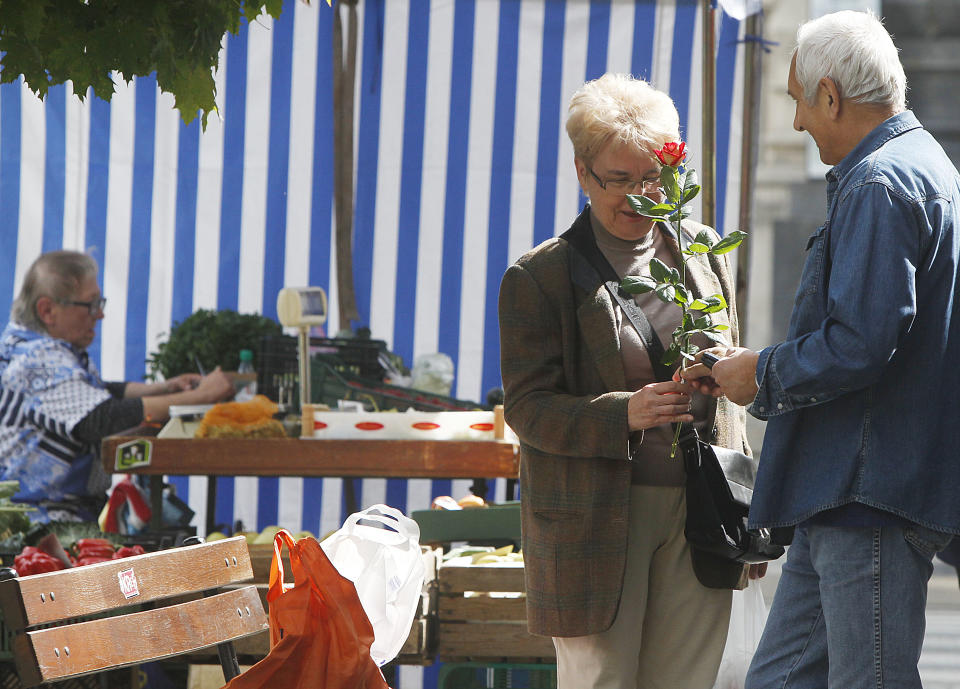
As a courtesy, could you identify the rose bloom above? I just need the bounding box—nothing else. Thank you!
[656,141,686,167]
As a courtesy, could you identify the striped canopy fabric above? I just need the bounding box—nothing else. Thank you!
[0,2,745,679]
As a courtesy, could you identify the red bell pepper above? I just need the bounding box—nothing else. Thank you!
[14,547,66,576]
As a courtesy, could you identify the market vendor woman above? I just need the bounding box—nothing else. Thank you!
[0,250,234,522]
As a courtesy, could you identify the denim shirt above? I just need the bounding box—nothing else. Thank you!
[748,111,960,534]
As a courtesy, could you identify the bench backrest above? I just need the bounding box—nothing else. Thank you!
[0,536,268,687]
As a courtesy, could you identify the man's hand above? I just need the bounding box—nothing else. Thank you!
[682,347,760,406]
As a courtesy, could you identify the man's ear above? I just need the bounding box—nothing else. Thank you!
[35,296,56,327]
[820,77,842,120]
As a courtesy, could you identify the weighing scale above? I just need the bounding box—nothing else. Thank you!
[276,287,328,410]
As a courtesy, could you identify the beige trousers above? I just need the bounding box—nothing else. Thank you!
[553,485,732,689]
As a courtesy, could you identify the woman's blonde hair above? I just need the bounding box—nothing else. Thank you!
[566,73,680,164]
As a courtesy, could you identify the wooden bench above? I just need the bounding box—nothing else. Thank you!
[0,536,267,687]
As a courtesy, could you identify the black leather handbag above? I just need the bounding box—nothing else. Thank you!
[679,429,784,564]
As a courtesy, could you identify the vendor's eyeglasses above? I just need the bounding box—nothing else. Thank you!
[587,165,663,195]
[59,297,107,315]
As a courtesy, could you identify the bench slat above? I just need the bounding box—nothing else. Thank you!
[14,586,268,686]
[0,537,254,630]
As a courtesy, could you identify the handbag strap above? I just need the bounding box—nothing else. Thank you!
[560,208,673,383]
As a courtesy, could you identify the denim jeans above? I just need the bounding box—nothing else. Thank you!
[745,523,953,689]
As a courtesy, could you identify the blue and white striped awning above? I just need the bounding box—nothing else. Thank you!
[1,2,747,679]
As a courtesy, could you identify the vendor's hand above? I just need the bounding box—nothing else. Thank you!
[627,380,694,431]
[194,367,235,402]
[165,373,201,392]
[748,562,768,580]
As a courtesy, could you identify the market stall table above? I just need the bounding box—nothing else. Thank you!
[101,428,520,532]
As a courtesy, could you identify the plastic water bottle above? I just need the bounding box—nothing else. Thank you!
[236,349,257,401]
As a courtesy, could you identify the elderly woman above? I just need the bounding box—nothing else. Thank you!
[0,250,234,522]
[498,73,752,688]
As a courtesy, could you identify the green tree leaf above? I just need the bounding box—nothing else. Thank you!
[687,242,710,254]
[620,275,657,294]
[674,284,690,304]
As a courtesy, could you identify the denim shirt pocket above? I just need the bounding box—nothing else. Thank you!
[787,223,829,336]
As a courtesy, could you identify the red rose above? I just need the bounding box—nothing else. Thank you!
[656,141,686,167]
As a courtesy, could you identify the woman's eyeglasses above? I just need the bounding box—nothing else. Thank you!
[59,297,107,315]
[587,165,663,195]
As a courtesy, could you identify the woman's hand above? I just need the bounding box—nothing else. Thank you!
[164,373,201,393]
[627,380,694,431]
[194,367,235,403]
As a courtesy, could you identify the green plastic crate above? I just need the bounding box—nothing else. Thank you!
[412,502,521,544]
[438,662,557,689]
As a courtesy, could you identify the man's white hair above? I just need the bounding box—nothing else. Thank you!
[794,10,906,110]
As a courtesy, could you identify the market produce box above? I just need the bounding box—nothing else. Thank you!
[412,502,521,545]
[436,559,555,661]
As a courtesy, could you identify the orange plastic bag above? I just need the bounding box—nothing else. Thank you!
[223,529,391,689]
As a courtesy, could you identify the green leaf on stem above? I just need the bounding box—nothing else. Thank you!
[683,169,700,194]
[671,207,692,221]
[627,194,671,219]
[660,165,681,203]
[700,294,729,314]
[687,242,710,254]
[669,267,681,284]
[620,275,657,294]
[661,343,681,367]
[711,230,747,255]
[708,324,730,332]
[655,284,676,304]
[694,230,714,248]
[682,184,701,205]
[674,284,690,304]
[688,299,708,310]
[694,315,711,330]
[703,330,728,344]
[649,258,672,283]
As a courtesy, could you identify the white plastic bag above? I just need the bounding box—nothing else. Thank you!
[713,579,768,689]
[320,504,425,667]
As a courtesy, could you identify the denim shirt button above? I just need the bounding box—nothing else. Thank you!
[777,402,784,410]
[810,397,817,402]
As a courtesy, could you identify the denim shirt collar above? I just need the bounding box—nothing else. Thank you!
[825,111,921,199]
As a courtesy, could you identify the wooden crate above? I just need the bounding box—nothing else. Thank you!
[436,563,555,661]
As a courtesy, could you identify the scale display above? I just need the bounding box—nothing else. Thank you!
[276,287,328,328]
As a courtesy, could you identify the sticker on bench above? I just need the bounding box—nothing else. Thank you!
[118,568,140,599]
[115,439,152,471]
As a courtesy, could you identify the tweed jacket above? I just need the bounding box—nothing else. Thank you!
[498,206,750,638]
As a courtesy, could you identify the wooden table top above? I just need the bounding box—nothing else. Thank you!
[102,430,520,479]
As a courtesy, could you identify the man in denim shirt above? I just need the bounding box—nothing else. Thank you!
[685,10,959,689]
